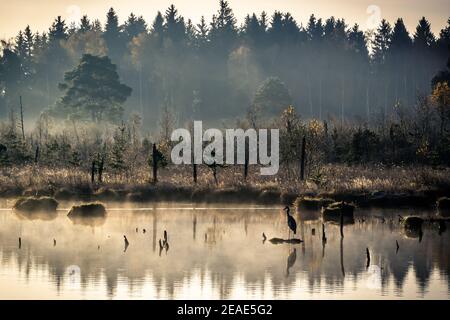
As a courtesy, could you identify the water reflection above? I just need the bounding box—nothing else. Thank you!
[0,204,448,299]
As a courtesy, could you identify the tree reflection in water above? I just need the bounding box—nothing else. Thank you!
[0,204,448,299]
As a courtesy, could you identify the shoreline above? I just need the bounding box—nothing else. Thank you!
[1,184,448,209]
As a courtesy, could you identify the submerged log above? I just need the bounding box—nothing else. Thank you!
[269,238,303,245]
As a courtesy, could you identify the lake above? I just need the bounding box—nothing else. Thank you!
[0,201,448,299]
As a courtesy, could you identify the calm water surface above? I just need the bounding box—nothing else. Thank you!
[0,200,449,299]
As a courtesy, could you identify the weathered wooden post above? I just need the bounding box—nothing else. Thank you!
[340,237,345,277]
[322,223,326,243]
[192,150,197,184]
[98,154,104,183]
[152,143,158,183]
[91,160,96,184]
[244,152,249,180]
[212,162,218,185]
[34,145,40,163]
[193,163,197,184]
[300,136,306,181]
[366,248,371,269]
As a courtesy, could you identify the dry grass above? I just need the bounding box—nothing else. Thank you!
[1,163,449,201]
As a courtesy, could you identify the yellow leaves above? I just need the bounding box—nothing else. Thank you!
[431,82,450,110]
[416,138,430,158]
[307,119,324,137]
[283,105,296,117]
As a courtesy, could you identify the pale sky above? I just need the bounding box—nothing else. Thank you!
[0,0,449,40]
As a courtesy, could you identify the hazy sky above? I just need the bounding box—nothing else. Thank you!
[0,0,449,40]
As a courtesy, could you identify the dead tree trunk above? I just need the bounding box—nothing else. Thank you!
[98,155,104,183]
[34,145,39,163]
[300,136,306,181]
[19,96,25,140]
[91,160,96,184]
[193,163,197,184]
[244,148,249,181]
[366,248,371,269]
[152,144,158,183]
[192,150,197,184]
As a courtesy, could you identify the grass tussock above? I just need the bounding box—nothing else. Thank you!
[13,196,59,213]
[67,203,107,218]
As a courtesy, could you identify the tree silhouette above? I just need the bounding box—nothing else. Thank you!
[57,54,132,122]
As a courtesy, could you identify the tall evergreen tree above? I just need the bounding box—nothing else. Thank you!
[15,31,27,59]
[48,16,68,43]
[103,8,124,61]
[124,13,147,41]
[80,15,92,33]
[372,19,392,65]
[57,54,132,122]
[414,17,435,48]
[164,5,186,43]
[23,26,34,58]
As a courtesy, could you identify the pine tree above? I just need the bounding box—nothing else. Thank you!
[414,17,435,48]
[92,19,102,33]
[15,31,27,59]
[48,16,68,43]
[110,124,129,172]
[80,15,92,33]
[372,19,392,65]
[306,14,324,42]
[103,8,123,61]
[196,16,209,48]
[124,13,147,40]
[164,5,186,43]
[390,18,411,52]
[268,11,283,43]
[348,24,368,58]
[23,26,34,58]
[209,0,237,50]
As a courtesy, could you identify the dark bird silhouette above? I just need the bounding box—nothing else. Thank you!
[98,245,100,250]
[284,206,297,238]
[136,227,138,233]
[53,239,56,246]
[396,240,400,253]
[165,242,169,253]
[123,235,129,252]
[143,228,146,234]
[19,237,21,249]
[158,239,164,256]
[262,232,267,243]
[163,230,168,244]
[286,248,297,276]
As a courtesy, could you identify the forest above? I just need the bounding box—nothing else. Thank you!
[0,1,449,201]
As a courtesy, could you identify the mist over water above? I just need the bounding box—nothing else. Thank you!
[0,202,448,299]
